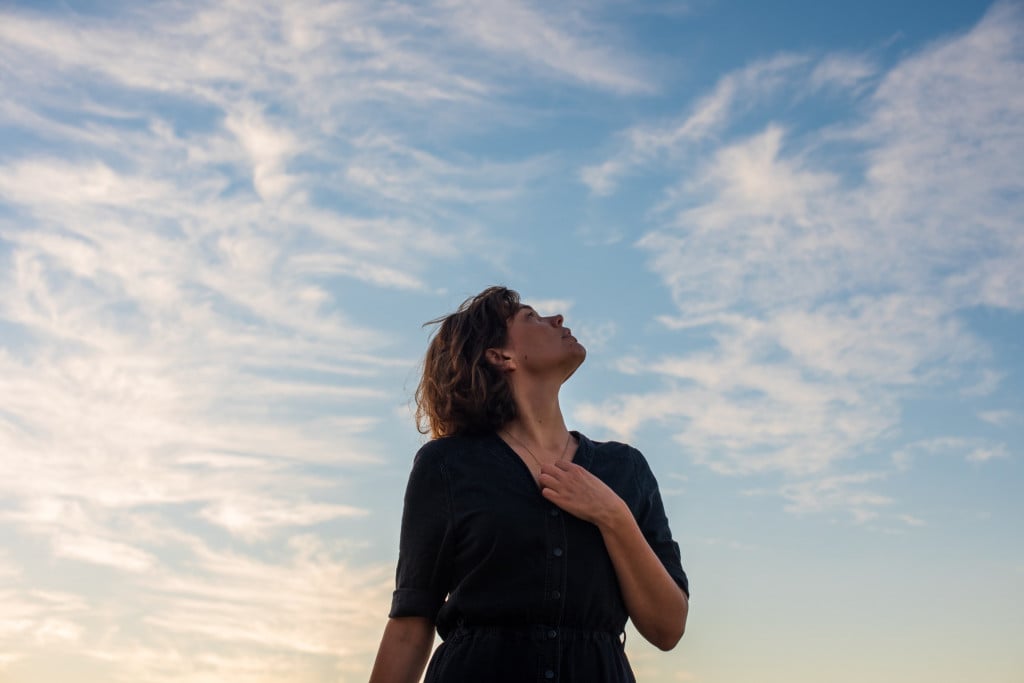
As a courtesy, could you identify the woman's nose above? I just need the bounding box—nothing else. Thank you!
[550,314,564,327]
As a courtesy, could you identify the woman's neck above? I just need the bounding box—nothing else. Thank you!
[505,387,569,451]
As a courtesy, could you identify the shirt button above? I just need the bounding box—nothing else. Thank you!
[549,508,559,517]
[552,547,563,557]
[544,671,555,680]
[547,629,557,639]
[551,590,561,599]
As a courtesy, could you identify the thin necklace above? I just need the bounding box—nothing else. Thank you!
[502,428,573,469]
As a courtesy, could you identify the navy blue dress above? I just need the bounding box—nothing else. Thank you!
[389,431,689,682]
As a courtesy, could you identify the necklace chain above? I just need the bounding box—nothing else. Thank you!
[503,428,573,469]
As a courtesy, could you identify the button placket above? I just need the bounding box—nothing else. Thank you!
[541,503,566,682]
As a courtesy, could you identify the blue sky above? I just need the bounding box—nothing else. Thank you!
[1,1,1022,681]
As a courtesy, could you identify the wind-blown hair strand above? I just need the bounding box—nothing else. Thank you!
[415,286,521,438]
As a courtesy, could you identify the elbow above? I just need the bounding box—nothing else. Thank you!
[635,587,689,651]
[652,623,685,652]
[653,636,679,652]
[653,596,688,651]
[646,612,687,652]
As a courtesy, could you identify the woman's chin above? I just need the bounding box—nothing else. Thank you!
[562,349,586,380]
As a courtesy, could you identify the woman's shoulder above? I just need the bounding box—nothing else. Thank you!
[579,432,651,474]
[583,433,644,460]
[413,432,493,464]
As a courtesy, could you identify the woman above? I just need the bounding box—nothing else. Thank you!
[369,286,689,683]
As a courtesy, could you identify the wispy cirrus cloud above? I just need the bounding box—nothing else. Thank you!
[746,471,893,524]
[978,410,1016,426]
[891,437,1012,469]
[1,520,393,682]
[1,0,649,678]
[437,0,656,95]
[579,53,820,195]
[808,53,878,92]
[576,3,1024,519]
[1,1,1020,681]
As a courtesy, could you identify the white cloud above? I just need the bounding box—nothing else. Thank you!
[580,296,962,475]
[809,54,877,91]
[580,53,810,195]
[52,534,156,573]
[897,514,926,527]
[0,158,174,206]
[978,410,1016,426]
[199,498,368,542]
[961,369,1005,397]
[892,437,1011,469]
[0,1,1019,680]
[578,3,1024,484]
[225,104,303,202]
[1,532,394,683]
[967,444,1010,463]
[438,0,655,94]
[774,471,892,522]
[0,588,87,659]
[341,133,553,210]
[575,320,618,352]
[525,298,575,315]
[0,4,517,677]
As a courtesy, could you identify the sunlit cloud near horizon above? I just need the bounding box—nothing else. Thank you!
[1,1,1022,681]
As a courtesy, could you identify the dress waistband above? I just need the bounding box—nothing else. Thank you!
[449,622,625,644]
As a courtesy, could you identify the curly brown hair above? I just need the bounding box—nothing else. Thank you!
[415,286,522,438]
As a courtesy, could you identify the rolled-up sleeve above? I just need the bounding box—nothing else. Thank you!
[389,443,454,620]
[633,450,689,598]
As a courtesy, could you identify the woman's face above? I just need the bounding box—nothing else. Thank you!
[500,305,586,381]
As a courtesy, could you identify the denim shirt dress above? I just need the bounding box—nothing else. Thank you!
[389,431,689,683]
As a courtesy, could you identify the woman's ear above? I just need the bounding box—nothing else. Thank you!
[485,348,514,370]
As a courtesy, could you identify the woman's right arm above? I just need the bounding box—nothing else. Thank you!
[374,444,451,681]
[368,616,435,683]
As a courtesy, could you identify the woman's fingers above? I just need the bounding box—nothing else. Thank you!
[538,462,623,525]
[538,462,579,494]
[539,461,575,479]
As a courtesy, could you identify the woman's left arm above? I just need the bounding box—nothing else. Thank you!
[538,461,688,651]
